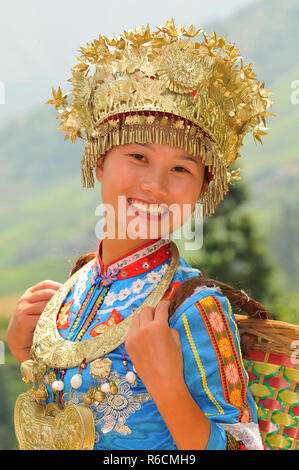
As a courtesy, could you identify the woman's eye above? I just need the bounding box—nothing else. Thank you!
[130,153,145,161]
[129,155,190,174]
[173,166,190,174]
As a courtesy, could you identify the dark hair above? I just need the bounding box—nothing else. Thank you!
[69,252,271,357]
[69,251,97,277]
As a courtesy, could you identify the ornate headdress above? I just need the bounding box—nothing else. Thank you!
[46,19,274,216]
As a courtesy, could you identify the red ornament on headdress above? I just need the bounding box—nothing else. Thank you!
[207,171,214,183]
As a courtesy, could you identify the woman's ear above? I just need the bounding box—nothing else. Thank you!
[95,155,105,182]
[199,178,210,198]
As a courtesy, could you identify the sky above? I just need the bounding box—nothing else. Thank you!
[0,0,261,123]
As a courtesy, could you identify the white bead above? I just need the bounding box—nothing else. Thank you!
[100,382,111,393]
[52,380,64,391]
[70,373,82,389]
[126,371,136,383]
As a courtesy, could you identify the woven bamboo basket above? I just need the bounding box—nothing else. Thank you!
[235,315,299,450]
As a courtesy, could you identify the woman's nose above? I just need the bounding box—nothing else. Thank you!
[139,174,168,198]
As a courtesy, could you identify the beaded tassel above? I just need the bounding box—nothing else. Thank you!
[122,344,137,384]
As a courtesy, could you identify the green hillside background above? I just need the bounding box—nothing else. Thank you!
[0,0,298,449]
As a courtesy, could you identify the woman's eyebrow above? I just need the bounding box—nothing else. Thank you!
[138,143,199,165]
[174,154,199,165]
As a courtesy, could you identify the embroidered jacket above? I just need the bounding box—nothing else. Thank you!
[49,236,263,450]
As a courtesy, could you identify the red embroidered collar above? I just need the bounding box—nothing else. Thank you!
[93,237,172,283]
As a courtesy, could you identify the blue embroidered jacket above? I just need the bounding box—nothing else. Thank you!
[45,236,262,450]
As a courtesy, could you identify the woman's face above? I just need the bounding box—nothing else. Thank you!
[95,140,209,240]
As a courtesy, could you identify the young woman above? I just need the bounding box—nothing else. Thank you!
[8,20,273,450]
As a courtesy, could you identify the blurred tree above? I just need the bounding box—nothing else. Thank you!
[272,290,299,324]
[269,202,299,293]
[179,177,279,317]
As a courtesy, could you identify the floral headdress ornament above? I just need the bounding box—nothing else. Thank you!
[46,18,274,216]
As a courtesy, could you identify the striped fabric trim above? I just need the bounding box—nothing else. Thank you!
[226,298,250,385]
[194,296,252,423]
[182,312,224,416]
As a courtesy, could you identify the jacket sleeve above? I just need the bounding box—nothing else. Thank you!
[168,286,263,450]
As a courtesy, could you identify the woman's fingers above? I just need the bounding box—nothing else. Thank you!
[129,301,171,334]
[21,281,62,309]
[14,312,42,333]
[28,280,62,294]
[7,279,62,362]
[138,300,171,327]
[153,300,171,324]
[26,288,60,304]
[21,300,55,315]
[139,306,155,326]
[126,312,140,348]
[127,301,172,352]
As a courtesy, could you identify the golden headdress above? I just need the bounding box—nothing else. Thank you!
[46,18,274,216]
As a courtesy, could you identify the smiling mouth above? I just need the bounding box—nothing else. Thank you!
[127,198,169,217]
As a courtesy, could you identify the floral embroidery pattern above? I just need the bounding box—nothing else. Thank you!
[97,238,170,276]
[229,389,242,407]
[209,310,224,333]
[131,279,145,294]
[225,363,239,385]
[102,263,168,308]
[90,309,124,337]
[56,300,74,330]
[100,267,120,286]
[195,295,251,423]
[94,370,152,436]
[118,288,131,300]
[146,271,162,284]
[100,284,158,316]
[219,337,232,359]
[103,291,118,307]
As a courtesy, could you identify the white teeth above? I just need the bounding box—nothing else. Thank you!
[128,198,167,216]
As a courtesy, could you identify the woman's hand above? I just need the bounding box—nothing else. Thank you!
[6,280,62,363]
[125,299,211,450]
[125,299,185,395]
